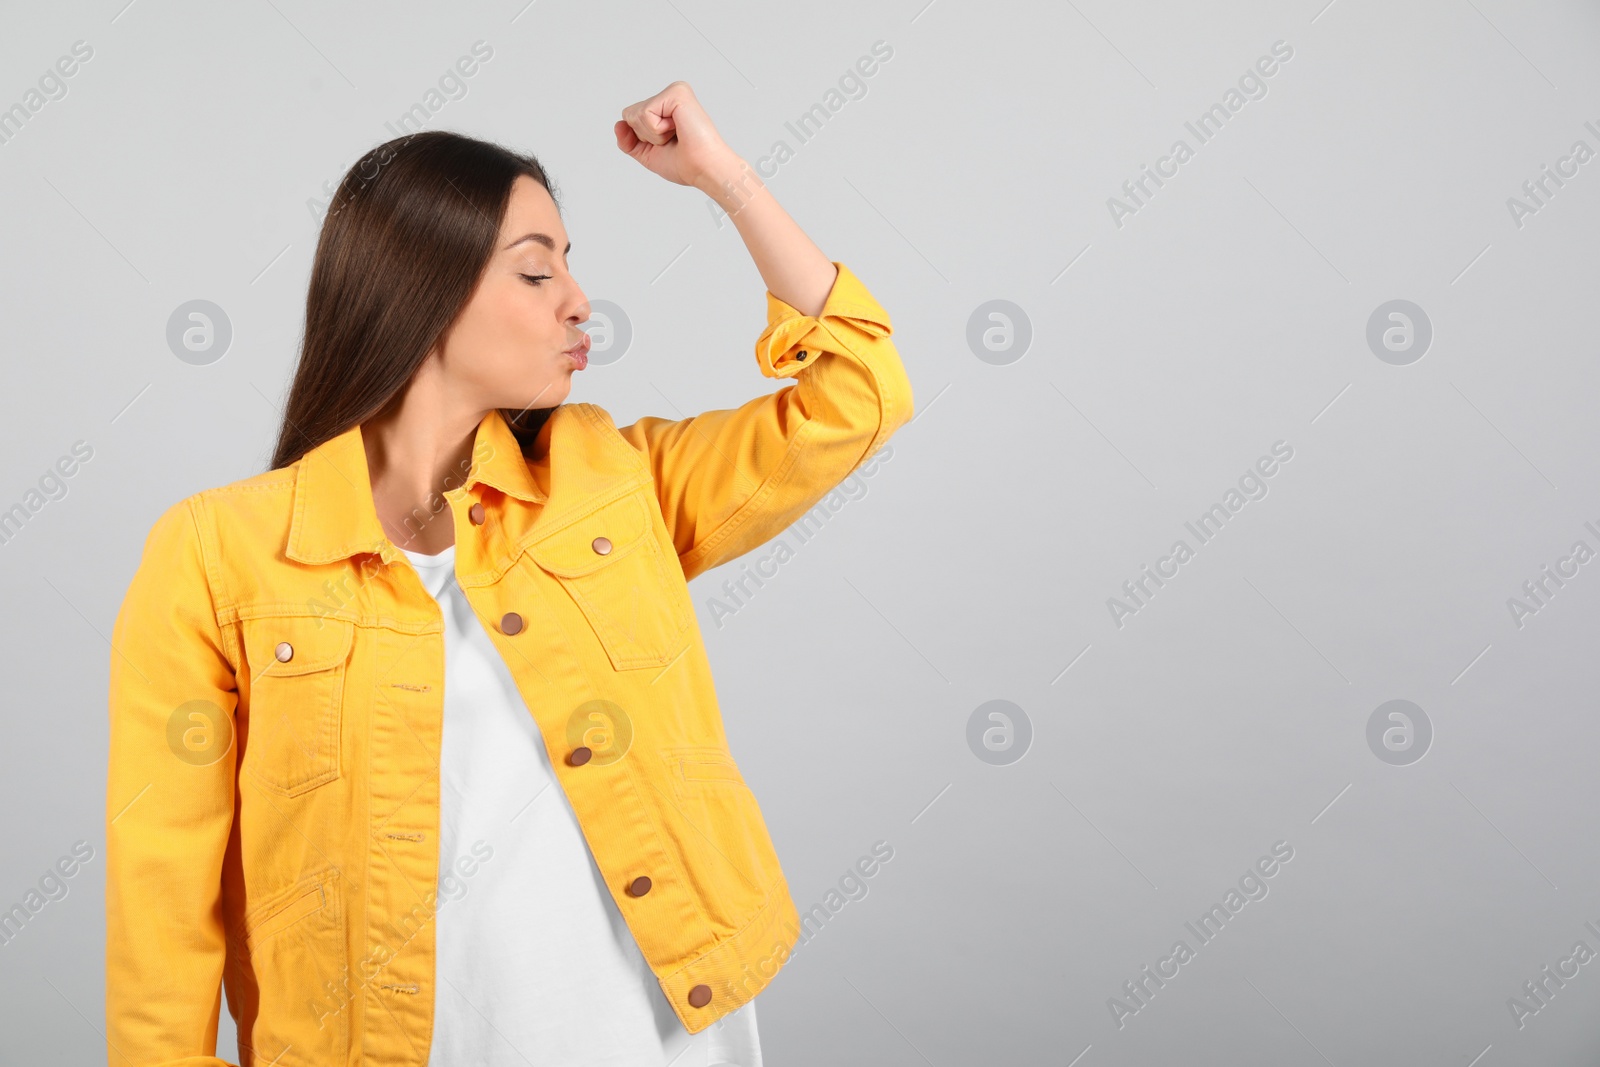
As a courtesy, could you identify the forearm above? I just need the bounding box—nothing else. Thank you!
[697,155,836,317]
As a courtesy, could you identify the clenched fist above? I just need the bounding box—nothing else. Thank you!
[613,81,741,191]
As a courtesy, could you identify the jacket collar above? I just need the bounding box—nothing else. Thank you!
[286,407,547,566]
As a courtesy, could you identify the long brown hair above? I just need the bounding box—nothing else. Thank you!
[269,130,561,471]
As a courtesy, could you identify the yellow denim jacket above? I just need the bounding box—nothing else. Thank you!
[104,262,912,1066]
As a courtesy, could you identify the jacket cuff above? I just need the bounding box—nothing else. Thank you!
[754,261,893,379]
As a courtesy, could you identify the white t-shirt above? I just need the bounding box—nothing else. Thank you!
[401,542,762,1067]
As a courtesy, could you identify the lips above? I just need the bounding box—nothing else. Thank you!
[564,334,590,369]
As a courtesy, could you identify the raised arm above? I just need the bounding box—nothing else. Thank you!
[610,82,914,581]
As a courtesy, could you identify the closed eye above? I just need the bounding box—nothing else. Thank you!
[520,273,551,287]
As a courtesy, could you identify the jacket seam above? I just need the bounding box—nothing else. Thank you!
[205,477,296,494]
[572,405,661,511]
[678,409,815,578]
[216,603,443,630]
[188,493,242,674]
[577,402,654,482]
[453,470,652,591]
[683,283,899,573]
[657,868,792,986]
[578,399,806,578]
[680,304,901,575]
[619,744,717,937]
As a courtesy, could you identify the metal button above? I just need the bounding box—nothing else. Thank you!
[591,536,612,555]
[687,984,712,1008]
[796,350,808,361]
[468,502,485,525]
[568,746,593,767]
[627,876,652,897]
[500,612,524,635]
[274,641,294,662]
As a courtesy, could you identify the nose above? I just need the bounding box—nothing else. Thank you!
[567,279,591,328]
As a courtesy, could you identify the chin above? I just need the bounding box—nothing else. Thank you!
[506,379,568,412]
[531,385,571,409]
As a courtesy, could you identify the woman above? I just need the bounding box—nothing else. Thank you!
[105,81,912,1066]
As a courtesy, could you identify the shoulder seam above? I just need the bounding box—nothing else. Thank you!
[182,495,241,672]
[198,474,296,496]
[575,403,651,479]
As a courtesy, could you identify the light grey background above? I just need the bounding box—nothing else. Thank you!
[3,0,1598,1064]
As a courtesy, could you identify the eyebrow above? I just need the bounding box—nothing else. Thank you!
[503,232,571,255]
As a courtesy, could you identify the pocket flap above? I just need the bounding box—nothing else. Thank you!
[242,869,336,946]
[665,746,747,788]
[525,493,651,578]
[242,615,355,677]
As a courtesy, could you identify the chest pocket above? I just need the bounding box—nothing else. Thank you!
[525,491,691,670]
[240,615,354,797]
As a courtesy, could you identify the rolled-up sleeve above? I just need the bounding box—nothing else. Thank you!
[613,260,913,582]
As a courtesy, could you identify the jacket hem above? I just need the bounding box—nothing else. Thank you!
[658,877,802,1035]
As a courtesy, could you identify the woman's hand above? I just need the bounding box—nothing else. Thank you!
[614,81,741,192]
[616,80,832,316]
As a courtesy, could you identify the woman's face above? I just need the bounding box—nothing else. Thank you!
[432,174,591,414]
